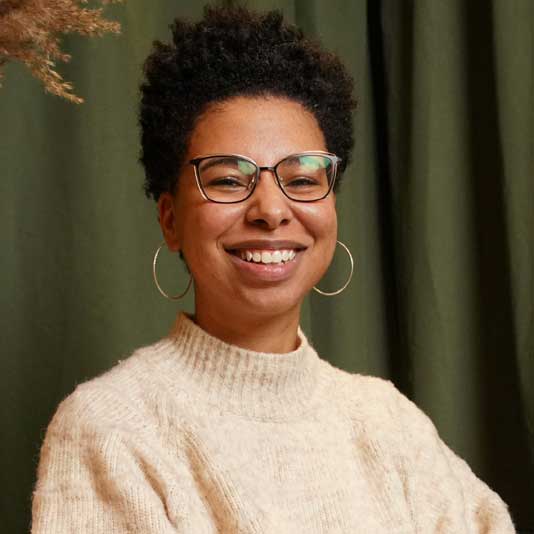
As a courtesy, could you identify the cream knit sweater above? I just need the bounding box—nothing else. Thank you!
[31,312,515,533]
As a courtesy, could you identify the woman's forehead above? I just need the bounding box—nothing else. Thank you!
[187,96,327,163]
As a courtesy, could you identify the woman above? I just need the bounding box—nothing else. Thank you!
[31,6,515,533]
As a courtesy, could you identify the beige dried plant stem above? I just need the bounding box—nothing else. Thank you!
[0,0,123,104]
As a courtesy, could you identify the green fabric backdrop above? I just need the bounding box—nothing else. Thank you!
[1,0,532,532]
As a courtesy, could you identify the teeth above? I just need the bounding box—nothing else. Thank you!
[261,251,271,264]
[237,249,298,264]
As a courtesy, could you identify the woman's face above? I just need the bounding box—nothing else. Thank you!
[158,96,337,320]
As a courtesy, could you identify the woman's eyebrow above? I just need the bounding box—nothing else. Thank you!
[200,156,242,170]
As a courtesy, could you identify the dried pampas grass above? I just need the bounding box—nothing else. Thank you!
[0,0,123,103]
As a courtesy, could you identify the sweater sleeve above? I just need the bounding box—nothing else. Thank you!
[392,387,516,534]
[31,389,181,534]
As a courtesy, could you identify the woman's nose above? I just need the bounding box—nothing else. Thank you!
[244,170,292,229]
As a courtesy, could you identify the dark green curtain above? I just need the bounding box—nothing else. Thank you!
[1,1,532,532]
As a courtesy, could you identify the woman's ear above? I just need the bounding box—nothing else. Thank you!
[157,192,181,252]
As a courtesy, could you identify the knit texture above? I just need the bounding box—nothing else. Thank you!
[31,312,516,533]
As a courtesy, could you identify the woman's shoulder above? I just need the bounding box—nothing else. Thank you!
[320,361,436,436]
[320,360,402,406]
[46,336,180,436]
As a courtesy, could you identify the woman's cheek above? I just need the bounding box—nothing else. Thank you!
[298,202,337,241]
[185,205,239,278]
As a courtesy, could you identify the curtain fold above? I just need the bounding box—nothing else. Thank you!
[1,0,532,531]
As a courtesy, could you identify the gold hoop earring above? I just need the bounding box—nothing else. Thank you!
[153,241,193,300]
[313,240,354,296]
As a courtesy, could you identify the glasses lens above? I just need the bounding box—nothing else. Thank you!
[277,154,335,201]
[197,156,257,202]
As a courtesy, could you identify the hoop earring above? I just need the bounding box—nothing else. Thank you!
[313,240,354,296]
[153,241,193,300]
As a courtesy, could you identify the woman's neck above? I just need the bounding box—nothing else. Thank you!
[193,301,301,354]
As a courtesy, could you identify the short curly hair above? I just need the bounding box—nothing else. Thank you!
[138,5,356,202]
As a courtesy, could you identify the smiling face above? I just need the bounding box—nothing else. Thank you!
[158,95,338,327]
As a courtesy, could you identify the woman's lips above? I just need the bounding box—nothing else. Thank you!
[235,249,297,263]
[225,249,302,282]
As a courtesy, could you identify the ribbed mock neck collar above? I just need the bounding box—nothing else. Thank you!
[158,312,325,421]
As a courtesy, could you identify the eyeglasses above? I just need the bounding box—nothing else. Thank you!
[189,151,341,203]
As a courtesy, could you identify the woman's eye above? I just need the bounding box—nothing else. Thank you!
[208,176,248,188]
[285,176,319,187]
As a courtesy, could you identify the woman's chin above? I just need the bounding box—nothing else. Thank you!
[228,285,305,318]
[192,249,322,320]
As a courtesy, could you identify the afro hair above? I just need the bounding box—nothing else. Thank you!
[138,5,356,202]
